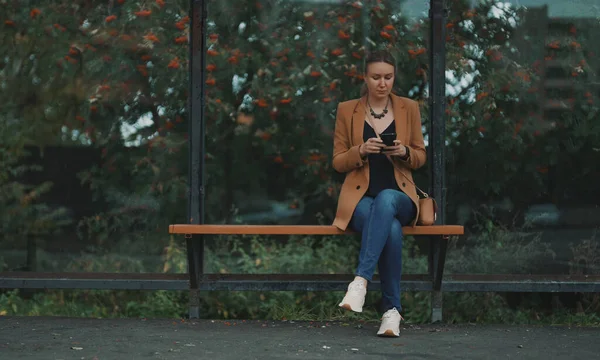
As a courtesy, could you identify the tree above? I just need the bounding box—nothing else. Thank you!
[443,0,600,223]
[2,0,597,270]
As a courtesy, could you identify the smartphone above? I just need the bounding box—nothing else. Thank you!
[380,132,397,147]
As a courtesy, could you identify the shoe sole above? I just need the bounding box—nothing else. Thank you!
[339,303,362,313]
[377,329,399,337]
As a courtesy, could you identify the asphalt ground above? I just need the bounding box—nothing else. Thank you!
[1,316,599,359]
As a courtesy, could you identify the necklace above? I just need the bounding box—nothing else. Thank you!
[367,96,389,119]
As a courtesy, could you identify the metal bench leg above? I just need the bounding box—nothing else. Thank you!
[429,235,448,323]
[186,234,204,319]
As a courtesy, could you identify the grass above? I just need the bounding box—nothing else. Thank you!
[2,288,600,327]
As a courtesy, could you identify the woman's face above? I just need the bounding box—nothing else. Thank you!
[365,61,395,100]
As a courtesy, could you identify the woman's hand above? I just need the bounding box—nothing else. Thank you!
[382,140,408,158]
[359,138,385,158]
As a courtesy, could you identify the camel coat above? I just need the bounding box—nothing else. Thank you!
[331,94,427,231]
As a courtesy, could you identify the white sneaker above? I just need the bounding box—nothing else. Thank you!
[377,307,403,337]
[338,280,367,312]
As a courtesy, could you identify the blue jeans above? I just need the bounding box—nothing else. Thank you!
[349,189,416,312]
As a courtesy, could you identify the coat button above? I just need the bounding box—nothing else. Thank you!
[356,185,361,190]
[402,182,406,187]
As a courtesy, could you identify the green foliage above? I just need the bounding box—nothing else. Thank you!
[0,143,72,260]
[0,289,186,318]
[200,233,365,320]
[444,292,600,326]
[445,209,556,274]
[1,219,600,324]
[1,206,578,323]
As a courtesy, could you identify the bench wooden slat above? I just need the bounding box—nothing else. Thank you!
[169,224,464,236]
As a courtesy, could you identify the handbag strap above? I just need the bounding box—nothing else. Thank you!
[362,102,429,198]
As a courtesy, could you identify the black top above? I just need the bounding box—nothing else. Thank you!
[363,121,400,197]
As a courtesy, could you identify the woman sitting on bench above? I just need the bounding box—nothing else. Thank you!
[331,49,427,337]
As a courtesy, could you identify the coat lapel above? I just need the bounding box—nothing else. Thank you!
[391,94,408,142]
[351,97,366,146]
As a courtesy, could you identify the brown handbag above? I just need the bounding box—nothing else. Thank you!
[364,108,437,226]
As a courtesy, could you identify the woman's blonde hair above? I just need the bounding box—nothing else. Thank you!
[360,49,397,96]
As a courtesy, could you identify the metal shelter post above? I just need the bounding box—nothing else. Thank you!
[428,0,448,323]
[187,0,208,319]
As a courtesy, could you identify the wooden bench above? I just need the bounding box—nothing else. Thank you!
[169,224,464,322]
